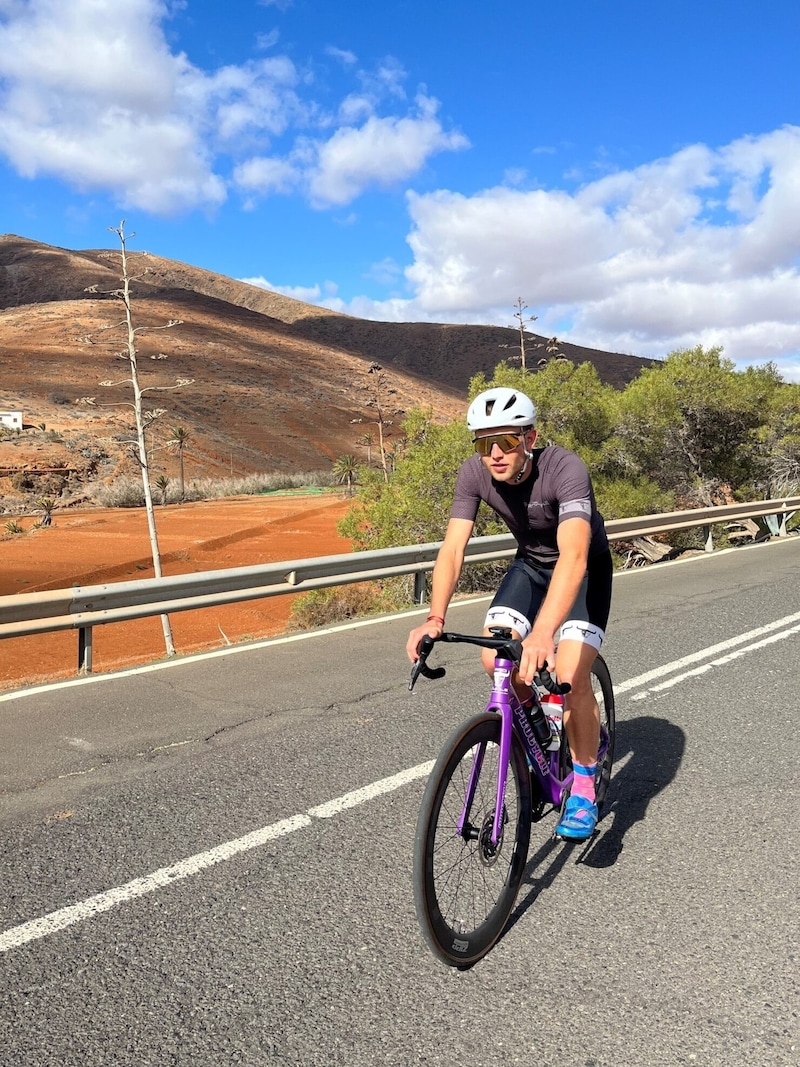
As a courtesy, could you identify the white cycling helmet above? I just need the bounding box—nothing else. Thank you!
[466,387,536,433]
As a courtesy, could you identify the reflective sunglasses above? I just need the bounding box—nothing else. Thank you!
[472,432,525,456]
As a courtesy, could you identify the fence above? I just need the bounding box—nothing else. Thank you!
[1,496,797,674]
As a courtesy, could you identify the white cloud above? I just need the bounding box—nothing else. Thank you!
[325,46,357,67]
[229,93,469,207]
[240,275,341,305]
[366,257,403,286]
[337,93,375,125]
[308,95,469,206]
[326,126,800,378]
[0,0,466,214]
[200,56,303,141]
[233,155,298,196]
[365,57,407,101]
[0,0,225,212]
[256,29,281,51]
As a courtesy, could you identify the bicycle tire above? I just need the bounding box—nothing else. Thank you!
[559,654,616,807]
[413,713,532,968]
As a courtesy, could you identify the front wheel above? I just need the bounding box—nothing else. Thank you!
[413,714,532,968]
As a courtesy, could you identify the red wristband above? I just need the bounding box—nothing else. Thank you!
[426,615,445,626]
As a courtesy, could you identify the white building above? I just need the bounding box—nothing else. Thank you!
[0,411,23,430]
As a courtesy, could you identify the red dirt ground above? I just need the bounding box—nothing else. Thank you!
[0,494,354,691]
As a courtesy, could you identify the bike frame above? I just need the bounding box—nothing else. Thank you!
[461,653,573,847]
[411,630,611,850]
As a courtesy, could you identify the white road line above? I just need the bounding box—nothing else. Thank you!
[0,601,486,704]
[3,605,800,955]
[0,765,435,955]
[308,761,435,819]
[631,623,800,699]
[0,814,312,954]
[615,610,800,695]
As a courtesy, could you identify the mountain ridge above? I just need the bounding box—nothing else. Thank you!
[0,233,655,500]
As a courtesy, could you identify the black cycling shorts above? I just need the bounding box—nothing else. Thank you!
[483,549,613,650]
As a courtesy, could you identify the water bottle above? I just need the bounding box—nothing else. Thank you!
[541,692,564,750]
[524,698,553,747]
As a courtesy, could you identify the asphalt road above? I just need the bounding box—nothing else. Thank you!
[1,536,798,1067]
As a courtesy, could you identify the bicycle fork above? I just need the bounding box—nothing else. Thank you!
[456,658,516,848]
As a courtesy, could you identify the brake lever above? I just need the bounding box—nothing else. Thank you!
[537,666,571,697]
[408,634,447,691]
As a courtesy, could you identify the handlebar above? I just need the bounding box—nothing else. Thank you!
[408,629,572,696]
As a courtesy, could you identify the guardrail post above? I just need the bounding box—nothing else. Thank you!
[703,525,714,552]
[413,572,426,604]
[78,626,93,674]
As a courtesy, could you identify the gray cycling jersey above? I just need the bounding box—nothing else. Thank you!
[450,446,608,566]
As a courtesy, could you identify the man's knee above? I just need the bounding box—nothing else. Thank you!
[555,641,597,695]
[561,667,594,700]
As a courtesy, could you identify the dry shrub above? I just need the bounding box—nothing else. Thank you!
[289,582,392,630]
[10,472,35,493]
[95,477,146,507]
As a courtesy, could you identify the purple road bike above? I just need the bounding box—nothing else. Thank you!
[410,626,615,967]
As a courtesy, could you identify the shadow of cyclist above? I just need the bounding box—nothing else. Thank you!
[579,714,686,868]
[506,715,686,933]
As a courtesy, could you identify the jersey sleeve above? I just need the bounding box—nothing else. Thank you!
[449,457,483,522]
[552,450,594,524]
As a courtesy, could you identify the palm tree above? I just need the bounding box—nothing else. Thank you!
[360,432,375,465]
[167,425,191,501]
[36,496,55,527]
[332,454,358,496]
[154,474,169,506]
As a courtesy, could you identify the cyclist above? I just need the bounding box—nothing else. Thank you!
[406,386,613,841]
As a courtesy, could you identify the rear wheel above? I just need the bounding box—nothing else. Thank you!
[559,654,616,807]
[413,714,531,967]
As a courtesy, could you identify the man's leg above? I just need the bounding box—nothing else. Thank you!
[554,638,601,840]
[479,560,541,684]
[555,638,600,766]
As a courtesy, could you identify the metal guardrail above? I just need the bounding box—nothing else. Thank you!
[0,496,797,673]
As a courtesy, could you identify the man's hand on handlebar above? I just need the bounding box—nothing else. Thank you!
[406,618,443,663]
[519,626,556,687]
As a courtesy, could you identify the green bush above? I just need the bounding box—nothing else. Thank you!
[337,410,474,551]
[594,475,674,521]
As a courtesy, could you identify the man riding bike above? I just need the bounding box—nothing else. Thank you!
[406,386,613,841]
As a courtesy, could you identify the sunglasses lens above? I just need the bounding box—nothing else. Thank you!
[474,433,522,455]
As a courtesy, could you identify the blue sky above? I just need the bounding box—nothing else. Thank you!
[1,0,799,379]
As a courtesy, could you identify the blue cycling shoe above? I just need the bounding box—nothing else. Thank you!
[555,795,598,841]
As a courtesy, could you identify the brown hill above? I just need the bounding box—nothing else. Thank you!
[0,234,655,504]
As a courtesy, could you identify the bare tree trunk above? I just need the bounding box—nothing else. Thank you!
[118,229,176,657]
[377,414,389,484]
